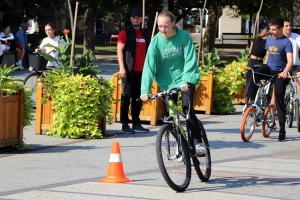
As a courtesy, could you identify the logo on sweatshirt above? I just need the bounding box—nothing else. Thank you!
[160,47,183,60]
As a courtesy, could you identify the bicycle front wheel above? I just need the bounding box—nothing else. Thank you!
[156,124,191,192]
[192,120,211,182]
[240,106,257,142]
[23,72,41,106]
[295,99,300,132]
[262,105,276,138]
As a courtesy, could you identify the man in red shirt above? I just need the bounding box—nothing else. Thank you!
[117,9,150,134]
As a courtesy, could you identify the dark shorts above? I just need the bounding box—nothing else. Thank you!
[291,66,300,76]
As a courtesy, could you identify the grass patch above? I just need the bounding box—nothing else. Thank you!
[74,35,117,55]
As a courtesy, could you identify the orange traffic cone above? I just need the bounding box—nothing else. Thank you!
[99,142,133,183]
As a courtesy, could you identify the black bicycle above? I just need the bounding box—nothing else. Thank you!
[23,52,49,106]
[138,84,211,192]
[284,71,300,132]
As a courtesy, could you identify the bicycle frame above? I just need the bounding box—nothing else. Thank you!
[162,92,193,158]
[250,70,276,118]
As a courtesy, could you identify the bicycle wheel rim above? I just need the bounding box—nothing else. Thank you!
[23,73,40,106]
[156,124,191,192]
[240,106,257,142]
[262,105,276,138]
[193,120,211,182]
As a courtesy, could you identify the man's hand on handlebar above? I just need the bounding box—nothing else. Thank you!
[279,70,288,79]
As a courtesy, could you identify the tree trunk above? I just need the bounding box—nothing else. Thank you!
[83,1,97,54]
[147,1,160,36]
[203,3,222,53]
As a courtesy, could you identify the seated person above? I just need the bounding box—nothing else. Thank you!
[0,25,24,69]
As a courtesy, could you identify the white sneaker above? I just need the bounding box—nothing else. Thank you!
[177,156,183,162]
[196,144,206,157]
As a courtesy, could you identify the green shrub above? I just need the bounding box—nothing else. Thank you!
[236,48,250,62]
[0,64,34,127]
[199,60,247,115]
[198,48,227,75]
[47,74,113,139]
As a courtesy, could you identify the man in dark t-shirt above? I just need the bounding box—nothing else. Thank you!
[248,18,293,141]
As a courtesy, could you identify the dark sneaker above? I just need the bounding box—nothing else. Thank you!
[132,124,149,133]
[278,130,286,141]
[122,124,135,134]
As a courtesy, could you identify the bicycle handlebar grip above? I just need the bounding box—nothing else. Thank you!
[240,66,251,70]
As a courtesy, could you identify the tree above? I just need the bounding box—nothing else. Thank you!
[0,0,65,34]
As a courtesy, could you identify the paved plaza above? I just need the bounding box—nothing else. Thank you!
[1,57,300,199]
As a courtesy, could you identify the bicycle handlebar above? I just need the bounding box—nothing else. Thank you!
[240,66,294,79]
[136,82,195,102]
[136,87,181,102]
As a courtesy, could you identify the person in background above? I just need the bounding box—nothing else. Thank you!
[243,28,271,112]
[281,19,300,95]
[15,22,34,69]
[117,9,150,134]
[269,18,300,118]
[0,25,24,69]
[248,18,293,141]
[35,23,66,66]
[140,10,206,156]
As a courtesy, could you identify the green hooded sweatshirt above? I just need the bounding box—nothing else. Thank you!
[141,29,201,95]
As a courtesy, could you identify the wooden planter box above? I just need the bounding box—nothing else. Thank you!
[0,90,24,148]
[35,80,106,136]
[111,73,165,126]
[233,85,246,103]
[193,72,214,114]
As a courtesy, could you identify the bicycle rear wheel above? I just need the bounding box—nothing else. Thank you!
[285,93,293,128]
[192,120,211,182]
[23,72,41,107]
[240,106,257,142]
[295,99,300,132]
[156,124,191,192]
[262,105,276,138]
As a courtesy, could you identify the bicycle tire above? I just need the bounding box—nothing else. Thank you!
[261,105,276,138]
[285,93,293,128]
[296,99,300,132]
[242,95,251,115]
[156,124,191,192]
[240,106,257,142]
[192,120,211,182]
[23,72,42,106]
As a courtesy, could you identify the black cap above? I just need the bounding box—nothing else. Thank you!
[131,9,142,17]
